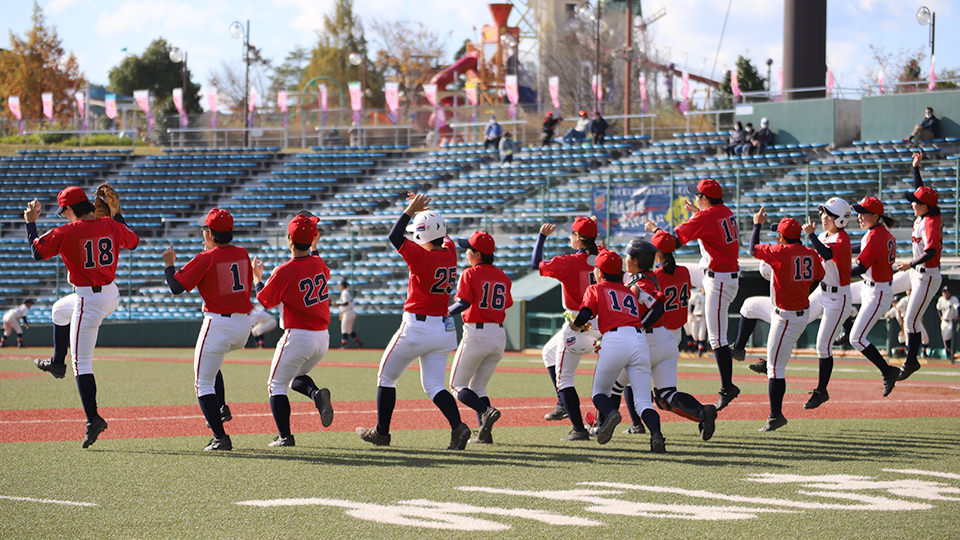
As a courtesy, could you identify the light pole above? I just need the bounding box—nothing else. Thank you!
[917,6,935,87]
[348,51,367,109]
[765,58,773,94]
[169,46,187,133]
[230,20,250,145]
[575,1,601,113]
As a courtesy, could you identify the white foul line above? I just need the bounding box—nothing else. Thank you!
[0,495,96,507]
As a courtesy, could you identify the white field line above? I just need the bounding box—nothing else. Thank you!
[0,495,96,507]
[678,362,960,377]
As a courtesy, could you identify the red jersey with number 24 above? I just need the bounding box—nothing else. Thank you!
[399,237,457,316]
[857,226,896,283]
[539,251,595,311]
[653,265,692,330]
[256,255,330,331]
[753,243,825,310]
[581,281,645,334]
[174,245,253,315]
[456,263,514,324]
[674,204,739,272]
[33,217,139,287]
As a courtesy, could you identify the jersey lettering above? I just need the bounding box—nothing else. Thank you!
[299,273,330,307]
[662,283,690,312]
[82,237,114,268]
[228,262,245,292]
[793,256,814,281]
[720,216,738,244]
[886,239,896,265]
[430,267,457,294]
[607,289,639,316]
[478,282,508,310]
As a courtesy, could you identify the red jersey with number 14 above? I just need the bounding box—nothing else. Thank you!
[674,204,739,272]
[581,281,644,334]
[857,226,896,283]
[175,245,253,315]
[33,217,139,287]
[653,265,692,330]
[753,243,824,311]
[456,263,514,324]
[539,251,595,311]
[257,255,331,331]
[399,237,457,316]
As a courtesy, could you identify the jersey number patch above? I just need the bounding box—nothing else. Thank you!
[793,256,814,281]
[478,282,508,310]
[607,289,639,316]
[721,216,738,244]
[82,237,114,268]
[228,263,245,292]
[430,267,457,295]
[662,283,689,312]
[886,239,896,265]
[299,274,330,307]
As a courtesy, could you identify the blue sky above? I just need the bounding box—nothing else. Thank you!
[4,0,956,106]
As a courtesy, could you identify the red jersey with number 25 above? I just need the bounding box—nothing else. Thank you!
[674,204,739,272]
[653,265,692,330]
[175,245,253,315]
[753,243,825,310]
[33,217,139,287]
[456,264,514,324]
[257,255,330,331]
[539,251,595,311]
[399,237,457,316]
[581,281,645,334]
[857,226,896,283]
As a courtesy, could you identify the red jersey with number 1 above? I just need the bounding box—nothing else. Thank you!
[257,255,330,331]
[455,263,514,324]
[674,204,739,272]
[174,245,253,315]
[32,217,139,287]
[857,226,896,283]
[753,243,824,311]
[653,265,692,330]
[539,251,595,311]
[399,237,457,316]
[581,281,645,334]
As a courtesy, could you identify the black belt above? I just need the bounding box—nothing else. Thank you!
[475,323,503,329]
[705,270,738,279]
[775,308,805,317]
[91,285,102,293]
[820,284,839,293]
[863,280,889,287]
[612,326,644,334]
[917,266,938,273]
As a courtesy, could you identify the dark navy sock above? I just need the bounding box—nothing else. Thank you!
[734,318,758,350]
[715,345,734,387]
[291,375,319,398]
[53,324,70,364]
[432,390,463,429]
[547,365,560,405]
[376,386,396,435]
[591,393,615,417]
[198,394,225,438]
[269,395,292,437]
[341,333,349,343]
[861,344,890,373]
[817,356,834,391]
[769,378,786,418]
[905,332,922,365]
[479,396,491,425]
[75,374,98,422]
[558,387,585,432]
[947,340,952,355]
[640,408,661,435]
[623,386,642,425]
[667,391,705,420]
[214,370,226,408]
[456,387,486,415]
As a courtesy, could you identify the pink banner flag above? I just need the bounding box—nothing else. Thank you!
[590,74,603,101]
[731,70,741,104]
[75,91,86,131]
[319,84,327,112]
[384,82,399,124]
[878,69,885,94]
[348,81,362,112]
[423,83,438,107]
[434,107,447,130]
[548,76,560,109]
[464,82,478,107]
[826,68,834,97]
[134,90,150,114]
[639,74,648,114]
[505,75,519,104]
[172,87,185,116]
[928,55,936,91]
[248,88,257,113]
[680,71,690,112]
[105,93,117,119]
[8,95,22,120]
[277,90,287,112]
[42,92,54,120]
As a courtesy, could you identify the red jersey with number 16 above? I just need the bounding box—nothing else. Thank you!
[174,245,253,315]
[399,237,457,316]
[33,217,139,287]
[753,243,825,311]
[539,251,595,311]
[257,255,330,331]
[857,226,896,283]
[455,263,514,324]
[674,204,739,272]
[581,281,644,334]
[653,265,692,330]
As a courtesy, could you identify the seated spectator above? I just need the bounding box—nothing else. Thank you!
[484,116,503,150]
[499,132,516,163]
[725,121,746,157]
[737,123,755,156]
[904,107,938,143]
[590,110,609,145]
[748,118,773,155]
[562,110,591,143]
[541,112,562,146]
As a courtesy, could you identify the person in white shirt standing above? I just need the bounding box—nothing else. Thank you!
[337,280,362,348]
[2,299,34,348]
[936,287,959,361]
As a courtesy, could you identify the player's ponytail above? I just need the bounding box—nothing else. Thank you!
[661,252,677,274]
[580,236,599,255]
[880,215,897,228]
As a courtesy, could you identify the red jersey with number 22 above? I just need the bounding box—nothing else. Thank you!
[175,245,253,315]
[753,243,825,310]
[456,264,514,324]
[674,204,739,272]
[857,226,896,283]
[399,237,457,316]
[653,265,692,330]
[581,281,644,334]
[257,255,330,331]
[33,217,139,287]
[539,251,595,311]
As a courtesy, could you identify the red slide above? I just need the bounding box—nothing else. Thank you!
[429,51,479,89]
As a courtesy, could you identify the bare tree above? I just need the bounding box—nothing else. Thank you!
[369,18,448,111]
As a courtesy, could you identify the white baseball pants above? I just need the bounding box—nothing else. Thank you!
[850,281,892,352]
[268,328,329,395]
[251,310,277,337]
[194,312,254,397]
[648,327,680,390]
[542,312,598,390]
[904,268,940,335]
[941,320,954,345]
[815,286,852,358]
[591,328,653,414]
[341,310,357,335]
[765,308,807,379]
[702,271,739,348]
[377,312,458,399]
[70,283,120,377]
[449,323,506,397]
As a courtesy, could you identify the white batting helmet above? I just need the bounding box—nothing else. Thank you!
[406,210,446,243]
[562,322,599,356]
[818,197,851,228]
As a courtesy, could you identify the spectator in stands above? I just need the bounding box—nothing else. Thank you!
[542,112,562,146]
[737,123,755,156]
[499,132,516,163]
[590,110,609,145]
[348,126,360,147]
[725,121,746,157]
[425,129,439,149]
[749,118,774,155]
[562,110,591,144]
[904,107,938,143]
[484,116,503,150]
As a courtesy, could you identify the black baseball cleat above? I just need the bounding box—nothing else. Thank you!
[649,432,666,453]
[882,367,899,397]
[623,423,645,434]
[356,426,390,446]
[203,435,232,451]
[731,348,746,362]
[268,435,295,447]
[477,406,501,443]
[34,358,66,379]
[544,404,568,421]
[699,404,717,441]
[220,404,232,423]
[314,388,334,427]
[447,423,471,450]
[758,415,788,432]
[804,389,830,409]
[897,361,921,381]
[715,384,741,412]
[469,432,493,444]
[748,359,768,374]
[595,411,621,445]
[81,416,108,449]
[561,428,590,441]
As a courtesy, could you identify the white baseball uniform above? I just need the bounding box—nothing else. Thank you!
[3,303,31,335]
[903,215,942,335]
[937,295,959,344]
[686,289,706,342]
[250,307,278,337]
[339,289,357,334]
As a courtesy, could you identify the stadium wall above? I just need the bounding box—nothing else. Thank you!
[861,89,960,142]
[735,98,861,146]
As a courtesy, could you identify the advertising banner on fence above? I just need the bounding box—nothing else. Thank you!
[104,93,117,119]
[42,92,54,120]
[590,183,689,236]
[384,82,399,124]
[548,76,559,109]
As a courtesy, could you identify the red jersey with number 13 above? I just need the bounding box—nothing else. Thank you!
[653,265,692,330]
[753,243,825,310]
[256,255,330,331]
[399,237,457,316]
[674,204,739,272]
[456,264,514,324]
[581,281,644,334]
[32,217,139,287]
[174,245,253,315]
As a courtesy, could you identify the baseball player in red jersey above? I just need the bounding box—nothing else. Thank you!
[356,194,472,450]
[252,215,335,447]
[646,178,740,411]
[849,197,901,396]
[448,231,514,444]
[531,217,599,440]
[749,210,825,431]
[896,151,943,380]
[24,186,139,448]
[162,208,254,451]
[572,250,666,452]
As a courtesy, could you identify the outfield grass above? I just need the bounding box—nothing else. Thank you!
[1,348,959,539]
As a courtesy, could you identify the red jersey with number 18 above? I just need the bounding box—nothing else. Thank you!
[653,265,692,330]
[857,226,896,283]
[674,204,739,272]
[32,217,139,287]
[455,263,514,324]
[399,237,457,316]
[581,281,644,334]
[174,245,253,315]
[753,243,825,311]
[256,255,330,331]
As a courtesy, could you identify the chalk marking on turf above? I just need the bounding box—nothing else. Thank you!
[884,469,960,482]
[0,495,96,507]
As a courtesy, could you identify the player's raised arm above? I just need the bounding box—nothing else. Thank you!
[530,223,554,269]
[162,245,185,294]
[23,199,44,261]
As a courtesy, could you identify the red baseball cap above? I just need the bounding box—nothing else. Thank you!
[57,186,88,214]
[457,231,495,255]
[572,216,598,238]
[204,208,234,232]
[852,197,884,216]
[595,250,623,274]
[687,178,723,200]
[777,217,802,240]
[906,186,938,207]
[288,215,317,245]
[297,209,321,225]
[651,229,676,253]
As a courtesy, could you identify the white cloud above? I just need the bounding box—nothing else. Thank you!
[45,0,84,15]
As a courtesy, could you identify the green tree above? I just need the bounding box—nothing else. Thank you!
[0,2,84,122]
[270,45,309,96]
[714,55,765,108]
[108,38,202,117]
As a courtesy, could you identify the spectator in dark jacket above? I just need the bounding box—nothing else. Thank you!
[725,121,746,157]
[905,107,938,143]
[748,118,773,155]
[541,112,562,146]
[590,111,609,145]
[737,123,755,156]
